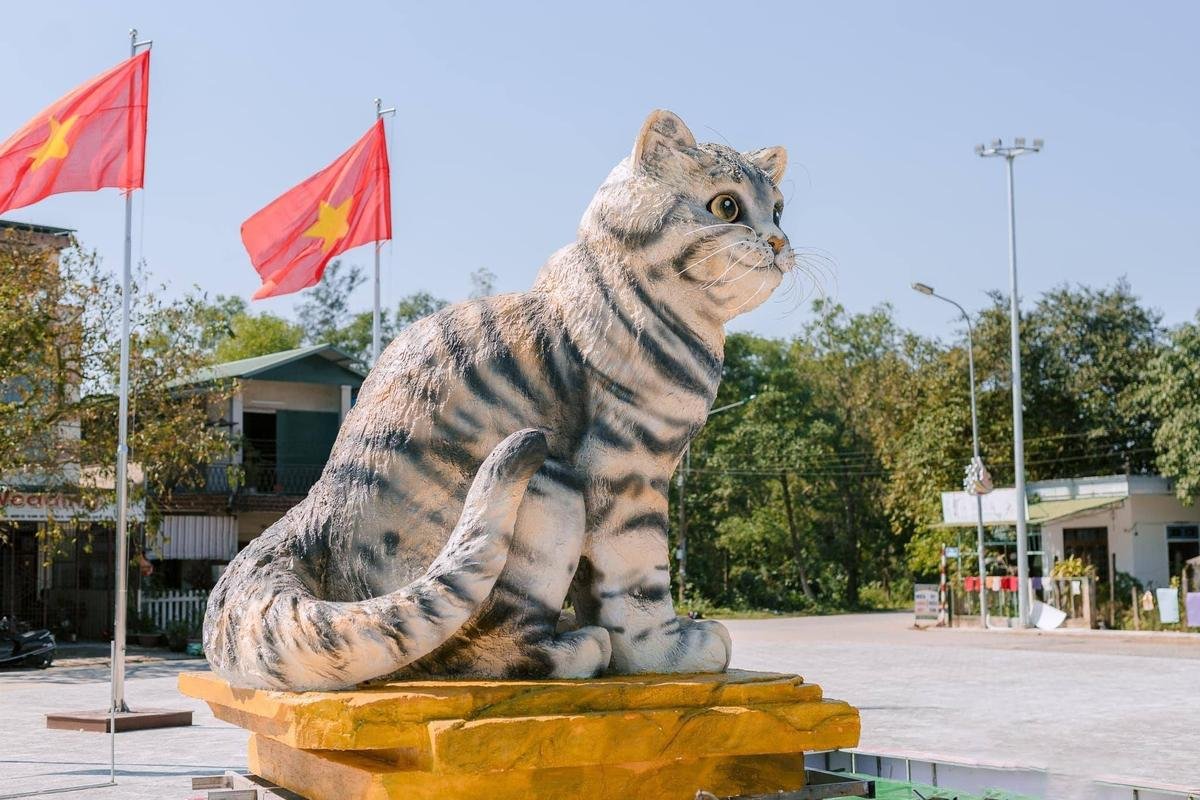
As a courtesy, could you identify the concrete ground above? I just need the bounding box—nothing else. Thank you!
[0,613,1196,798]
[725,613,1200,792]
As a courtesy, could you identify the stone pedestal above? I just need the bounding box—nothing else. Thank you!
[179,669,859,800]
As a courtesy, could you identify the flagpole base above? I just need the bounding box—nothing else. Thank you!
[46,708,192,733]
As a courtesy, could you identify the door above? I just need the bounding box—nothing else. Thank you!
[1062,527,1109,576]
[275,410,340,494]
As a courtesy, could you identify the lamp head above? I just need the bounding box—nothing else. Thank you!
[912,282,935,296]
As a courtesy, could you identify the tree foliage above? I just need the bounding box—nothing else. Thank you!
[213,311,303,362]
[292,260,449,364]
[676,280,1173,610]
[1142,316,1200,503]
[0,231,233,558]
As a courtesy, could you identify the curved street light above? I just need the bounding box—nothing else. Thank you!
[912,283,990,629]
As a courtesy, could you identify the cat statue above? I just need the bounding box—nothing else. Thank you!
[204,109,793,690]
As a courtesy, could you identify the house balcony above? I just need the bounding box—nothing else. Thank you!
[164,462,326,514]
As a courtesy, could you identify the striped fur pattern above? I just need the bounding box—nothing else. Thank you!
[204,110,793,690]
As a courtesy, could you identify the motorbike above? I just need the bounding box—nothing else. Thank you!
[0,616,55,668]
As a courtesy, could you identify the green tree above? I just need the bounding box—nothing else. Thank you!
[296,260,364,341]
[469,267,497,299]
[294,259,449,363]
[1142,316,1200,503]
[213,312,304,362]
[0,231,234,557]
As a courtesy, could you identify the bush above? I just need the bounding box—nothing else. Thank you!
[1050,556,1096,578]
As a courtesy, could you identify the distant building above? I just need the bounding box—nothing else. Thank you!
[152,344,365,594]
[940,474,1200,589]
[2,338,365,638]
[0,218,74,249]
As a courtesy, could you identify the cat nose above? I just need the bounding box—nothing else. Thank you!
[767,235,785,255]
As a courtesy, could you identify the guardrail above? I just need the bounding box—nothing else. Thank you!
[178,463,326,496]
[810,749,1198,800]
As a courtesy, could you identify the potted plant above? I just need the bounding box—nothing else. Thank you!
[131,611,163,647]
[165,620,191,653]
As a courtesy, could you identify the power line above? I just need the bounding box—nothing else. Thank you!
[687,445,1156,481]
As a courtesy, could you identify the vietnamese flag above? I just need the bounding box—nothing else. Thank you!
[242,121,391,300]
[0,51,149,215]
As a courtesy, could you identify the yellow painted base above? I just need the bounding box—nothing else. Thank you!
[180,670,859,800]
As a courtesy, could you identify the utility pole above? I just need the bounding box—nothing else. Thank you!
[976,137,1042,627]
[676,394,756,605]
[912,282,990,629]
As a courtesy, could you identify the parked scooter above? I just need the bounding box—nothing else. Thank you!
[0,616,55,668]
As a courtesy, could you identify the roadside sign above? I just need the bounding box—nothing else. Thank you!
[914,584,940,622]
[944,546,960,558]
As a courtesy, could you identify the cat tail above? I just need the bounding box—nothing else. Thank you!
[202,428,548,691]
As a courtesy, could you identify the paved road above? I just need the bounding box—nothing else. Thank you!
[725,613,1200,792]
[1,656,245,800]
[1,614,1196,798]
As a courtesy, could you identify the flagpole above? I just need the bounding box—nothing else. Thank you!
[371,98,395,366]
[111,27,151,715]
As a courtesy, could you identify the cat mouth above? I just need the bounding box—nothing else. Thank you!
[771,253,796,274]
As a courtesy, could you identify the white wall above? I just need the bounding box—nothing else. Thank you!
[1128,494,1200,589]
[241,379,341,414]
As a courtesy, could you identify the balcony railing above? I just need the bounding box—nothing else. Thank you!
[183,462,325,496]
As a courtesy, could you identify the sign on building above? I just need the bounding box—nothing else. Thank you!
[0,489,143,522]
[941,487,1023,526]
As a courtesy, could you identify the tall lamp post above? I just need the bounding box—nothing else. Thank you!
[677,394,756,605]
[912,282,989,629]
[977,137,1042,627]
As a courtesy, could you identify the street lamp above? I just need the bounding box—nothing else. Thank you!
[676,394,757,605]
[977,137,1042,627]
[912,282,989,629]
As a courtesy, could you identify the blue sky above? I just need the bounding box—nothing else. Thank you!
[2,1,1196,341]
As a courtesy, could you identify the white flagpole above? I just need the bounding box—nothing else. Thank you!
[111,27,152,715]
[371,98,395,366]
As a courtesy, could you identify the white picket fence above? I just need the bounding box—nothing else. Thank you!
[140,589,208,632]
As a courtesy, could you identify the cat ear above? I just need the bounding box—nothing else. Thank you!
[746,147,788,186]
[632,110,697,172]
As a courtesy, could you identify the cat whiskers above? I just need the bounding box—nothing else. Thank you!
[699,245,760,289]
[676,239,754,277]
[728,274,772,315]
[718,254,771,286]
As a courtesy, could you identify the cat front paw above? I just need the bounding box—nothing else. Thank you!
[609,615,731,674]
[675,616,732,672]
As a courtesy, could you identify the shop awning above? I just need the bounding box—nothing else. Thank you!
[936,495,1123,528]
[152,515,237,560]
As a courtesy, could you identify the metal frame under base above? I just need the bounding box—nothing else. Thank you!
[699,769,875,799]
[194,769,874,800]
[192,772,304,800]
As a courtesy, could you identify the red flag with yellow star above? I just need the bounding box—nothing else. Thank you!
[242,120,391,299]
[0,51,150,215]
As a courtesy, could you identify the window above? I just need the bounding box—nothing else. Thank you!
[1167,524,1199,578]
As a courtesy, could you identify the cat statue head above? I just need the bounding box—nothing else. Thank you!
[578,109,793,326]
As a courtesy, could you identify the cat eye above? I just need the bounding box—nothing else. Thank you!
[708,194,740,223]
[773,203,783,226]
